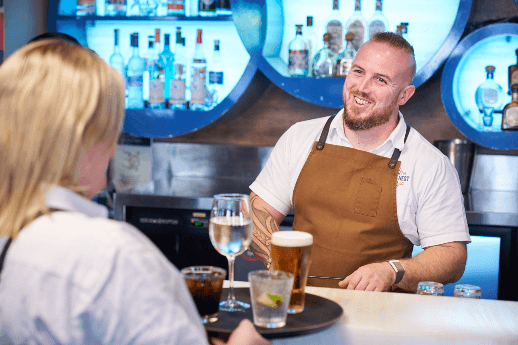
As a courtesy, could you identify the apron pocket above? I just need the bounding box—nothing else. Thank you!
[354,176,383,217]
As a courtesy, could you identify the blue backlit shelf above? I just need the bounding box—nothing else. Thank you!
[56,15,233,22]
[241,0,472,108]
[48,0,266,138]
[441,23,518,150]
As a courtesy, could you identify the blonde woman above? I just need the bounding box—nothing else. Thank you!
[0,40,268,345]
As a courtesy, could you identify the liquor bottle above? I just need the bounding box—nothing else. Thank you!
[190,29,208,110]
[159,33,175,104]
[142,35,155,106]
[109,29,125,78]
[149,29,165,109]
[335,32,356,78]
[312,33,338,78]
[105,0,126,16]
[217,0,232,16]
[346,0,367,51]
[166,0,185,15]
[77,0,96,16]
[170,28,187,109]
[288,24,309,78]
[475,65,504,130]
[126,33,146,109]
[396,22,411,45]
[208,40,225,106]
[502,84,518,130]
[199,0,217,17]
[303,16,319,77]
[508,49,518,92]
[367,0,388,39]
[325,0,345,54]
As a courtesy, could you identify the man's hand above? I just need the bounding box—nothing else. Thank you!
[338,262,395,291]
[212,319,272,345]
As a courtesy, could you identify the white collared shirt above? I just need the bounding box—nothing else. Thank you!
[250,110,471,248]
[0,186,209,345]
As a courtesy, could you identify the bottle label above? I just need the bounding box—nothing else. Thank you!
[209,71,224,85]
[504,108,518,127]
[327,20,343,53]
[192,66,207,82]
[288,50,309,70]
[511,70,518,85]
[127,75,143,88]
[483,88,498,106]
[191,80,207,104]
[169,80,186,103]
[168,2,185,11]
[149,79,164,104]
[338,59,353,77]
[348,21,365,51]
[369,20,385,39]
[77,0,96,14]
[174,63,185,79]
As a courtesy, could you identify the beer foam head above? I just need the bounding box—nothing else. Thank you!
[271,231,313,247]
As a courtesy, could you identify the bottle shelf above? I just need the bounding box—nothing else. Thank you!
[245,0,472,108]
[441,23,518,150]
[56,15,233,22]
[49,0,263,138]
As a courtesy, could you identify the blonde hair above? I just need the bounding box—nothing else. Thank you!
[0,39,125,239]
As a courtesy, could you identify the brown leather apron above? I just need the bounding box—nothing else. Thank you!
[292,115,414,288]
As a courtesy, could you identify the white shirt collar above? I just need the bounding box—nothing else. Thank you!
[44,186,108,218]
[330,109,409,154]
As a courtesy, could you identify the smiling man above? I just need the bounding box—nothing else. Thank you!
[249,33,470,293]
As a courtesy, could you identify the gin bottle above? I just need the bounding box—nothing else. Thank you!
[208,40,225,106]
[508,49,518,92]
[288,24,309,78]
[166,0,185,15]
[190,29,208,110]
[475,65,504,129]
[367,0,388,39]
[126,33,146,109]
[502,84,518,130]
[105,0,126,16]
[159,33,175,103]
[303,16,319,77]
[109,29,125,78]
[335,32,356,78]
[170,28,187,109]
[312,33,337,78]
[346,0,367,51]
[325,0,345,54]
[149,29,165,109]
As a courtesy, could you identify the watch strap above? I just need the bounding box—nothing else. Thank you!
[387,260,405,284]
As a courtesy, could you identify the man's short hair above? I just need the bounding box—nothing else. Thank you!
[369,32,416,80]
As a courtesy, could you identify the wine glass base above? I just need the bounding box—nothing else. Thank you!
[219,300,251,312]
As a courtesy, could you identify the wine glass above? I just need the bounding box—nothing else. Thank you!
[209,194,253,312]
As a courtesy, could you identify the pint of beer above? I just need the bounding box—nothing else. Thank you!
[270,231,313,314]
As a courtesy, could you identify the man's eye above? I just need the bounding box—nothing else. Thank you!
[378,77,387,84]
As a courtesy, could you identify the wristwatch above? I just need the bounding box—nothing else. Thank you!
[387,260,405,284]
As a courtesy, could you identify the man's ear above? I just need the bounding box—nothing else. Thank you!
[398,85,416,106]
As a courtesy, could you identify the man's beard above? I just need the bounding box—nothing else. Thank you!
[343,91,398,131]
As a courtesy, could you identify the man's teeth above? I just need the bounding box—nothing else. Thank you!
[354,96,368,105]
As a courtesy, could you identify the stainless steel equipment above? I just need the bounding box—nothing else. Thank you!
[434,139,475,194]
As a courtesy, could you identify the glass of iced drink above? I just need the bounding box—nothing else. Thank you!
[248,270,294,328]
[454,284,482,299]
[270,231,313,313]
[181,266,227,323]
[416,281,444,296]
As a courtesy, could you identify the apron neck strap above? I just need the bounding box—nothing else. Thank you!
[316,115,336,150]
[388,124,411,169]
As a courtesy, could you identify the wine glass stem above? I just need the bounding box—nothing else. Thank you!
[226,255,236,305]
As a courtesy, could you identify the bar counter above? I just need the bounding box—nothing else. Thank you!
[228,281,518,344]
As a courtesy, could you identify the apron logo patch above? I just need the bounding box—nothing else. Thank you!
[397,168,410,187]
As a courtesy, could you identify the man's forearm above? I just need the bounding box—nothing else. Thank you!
[249,194,281,268]
[397,242,467,292]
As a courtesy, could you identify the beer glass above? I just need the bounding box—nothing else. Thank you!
[209,194,253,311]
[270,231,313,314]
